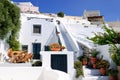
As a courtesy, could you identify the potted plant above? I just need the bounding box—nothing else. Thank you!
[90,49,99,64]
[82,57,88,65]
[32,61,42,66]
[96,59,110,75]
[74,61,83,78]
[50,43,61,51]
[109,44,120,66]
[93,63,97,69]
[108,68,118,80]
[109,44,120,79]
[77,56,88,65]
[61,46,65,50]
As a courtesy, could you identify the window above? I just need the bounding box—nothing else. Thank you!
[82,23,85,25]
[22,45,28,51]
[84,26,88,28]
[33,25,41,34]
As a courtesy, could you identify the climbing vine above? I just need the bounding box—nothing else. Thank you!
[0,0,21,50]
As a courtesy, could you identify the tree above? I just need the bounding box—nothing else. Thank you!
[57,12,64,17]
[0,0,21,50]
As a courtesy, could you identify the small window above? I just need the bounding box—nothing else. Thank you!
[22,45,28,51]
[84,26,88,28]
[33,25,41,34]
[82,23,85,25]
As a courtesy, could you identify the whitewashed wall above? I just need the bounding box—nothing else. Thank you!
[40,51,75,79]
[96,45,116,69]
[0,67,71,80]
[19,18,57,53]
[0,40,9,57]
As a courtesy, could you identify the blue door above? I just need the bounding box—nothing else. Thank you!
[32,43,41,59]
[51,54,67,73]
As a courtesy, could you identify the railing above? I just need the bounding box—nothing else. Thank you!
[60,21,80,52]
[53,20,67,51]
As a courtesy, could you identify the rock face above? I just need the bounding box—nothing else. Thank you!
[8,49,33,63]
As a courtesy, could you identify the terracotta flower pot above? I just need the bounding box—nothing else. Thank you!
[109,76,116,80]
[117,72,120,80]
[100,68,106,75]
[51,48,60,51]
[93,64,97,69]
[90,57,97,64]
[61,46,65,50]
[82,60,88,65]
[50,43,61,51]
[117,66,120,72]
[117,66,120,80]
[56,32,60,34]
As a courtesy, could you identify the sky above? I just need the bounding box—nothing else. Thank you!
[12,0,120,22]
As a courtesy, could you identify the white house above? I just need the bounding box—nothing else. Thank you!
[16,13,76,80]
[13,2,39,13]
[19,13,58,59]
[0,2,115,79]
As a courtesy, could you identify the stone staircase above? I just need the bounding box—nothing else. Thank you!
[82,66,109,80]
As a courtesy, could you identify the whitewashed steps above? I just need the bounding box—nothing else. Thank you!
[82,66,109,80]
[82,76,109,80]
[83,66,100,76]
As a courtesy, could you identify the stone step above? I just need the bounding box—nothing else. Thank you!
[82,76,109,80]
[83,66,101,76]
[81,66,109,80]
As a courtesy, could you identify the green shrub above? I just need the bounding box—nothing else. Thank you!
[90,49,99,57]
[88,25,120,45]
[57,12,64,17]
[74,61,83,78]
[0,0,21,50]
[109,44,120,66]
[96,60,110,69]
[108,68,118,76]
[32,61,42,66]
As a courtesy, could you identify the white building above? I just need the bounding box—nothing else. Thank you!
[19,11,108,78]
[0,2,112,79]
[83,10,104,25]
[19,13,58,59]
[19,13,76,79]
[13,2,39,13]
[107,21,120,32]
